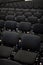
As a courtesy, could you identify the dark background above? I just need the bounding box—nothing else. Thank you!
[32,0,43,9]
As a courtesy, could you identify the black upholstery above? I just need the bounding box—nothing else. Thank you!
[14,50,37,64]
[33,24,43,34]
[14,34,41,64]
[5,21,17,31]
[15,15,25,22]
[5,15,15,21]
[0,1,43,65]
[0,59,22,65]
[0,46,12,58]
[2,31,19,47]
[18,22,31,33]
[28,16,38,24]
[21,34,41,51]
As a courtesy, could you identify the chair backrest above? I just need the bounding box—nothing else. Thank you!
[5,21,17,30]
[33,23,43,34]
[21,34,41,51]
[2,31,19,47]
[18,22,31,32]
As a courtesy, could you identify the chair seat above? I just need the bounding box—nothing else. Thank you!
[0,46,12,58]
[14,50,38,64]
[0,59,22,65]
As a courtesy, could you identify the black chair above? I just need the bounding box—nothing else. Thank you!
[28,16,38,24]
[7,11,14,15]
[16,12,23,16]
[33,23,43,34]
[24,12,32,18]
[18,22,31,33]
[2,31,19,47]
[5,15,15,21]
[33,23,43,46]
[15,15,25,22]
[33,23,43,57]
[5,21,17,31]
[33,12,42,18]
[28,15,38,24]
[31,9,37,14]
[14,34,41,65]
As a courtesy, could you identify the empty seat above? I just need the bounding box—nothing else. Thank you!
[15,15,25,22]
[33,24,43,34]
[33,23,43,56]
[5,3,14,8]
[5,15,15,21]
[33,12,42,18]
[0,46,12,58]
[24,12,32,17]
[2,31,19,47]
[16,12,23,16]
[16,9,23,12]
[5,21,17,31]
[21,34,41,51]
[0,59,22,65]
[14,34,41,65]
[18,22,31,33]
[23,9,30,12]
[8,8,14,11]
[28,16,38,24]
[7,11,14,15]
[31,9,37,14]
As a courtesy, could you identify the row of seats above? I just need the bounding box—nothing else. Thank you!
[0,8,43,23]
[0,1,43,9]
[0,20,43,32]
[5,15,42,23]
[0,1,33,9]
[0,1,43,65]
[0,8,43,13]
[0,31,42,65]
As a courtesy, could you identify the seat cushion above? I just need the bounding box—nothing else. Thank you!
[0,46,12,58]
[14,50,37,64]
[0,59,22,65]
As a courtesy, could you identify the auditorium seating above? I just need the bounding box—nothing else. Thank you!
[33,23,43,60]
[0,1,43,65]
[13,34,41,65]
